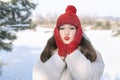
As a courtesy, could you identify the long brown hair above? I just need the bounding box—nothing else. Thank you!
[40,35,96,62]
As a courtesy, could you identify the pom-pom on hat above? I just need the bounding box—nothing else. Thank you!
[54,5,83,57]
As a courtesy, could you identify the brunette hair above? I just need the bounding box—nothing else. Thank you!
[40,35,96,63]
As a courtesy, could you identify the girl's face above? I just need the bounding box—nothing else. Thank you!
[59,24,76,44]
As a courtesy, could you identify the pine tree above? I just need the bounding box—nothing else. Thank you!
[0,0,36,51]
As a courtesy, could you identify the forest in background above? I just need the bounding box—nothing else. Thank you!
[32,14,120,37]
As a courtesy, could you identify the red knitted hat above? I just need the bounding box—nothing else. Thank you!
[56,5,81,29]
[54,5,83,57]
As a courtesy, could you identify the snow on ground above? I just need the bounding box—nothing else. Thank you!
[85,30,120,80]
[0,26,120,80]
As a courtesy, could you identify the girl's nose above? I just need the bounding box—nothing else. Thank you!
[65,29,69,35]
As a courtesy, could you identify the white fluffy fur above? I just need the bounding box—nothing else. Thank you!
[32,49,104,80]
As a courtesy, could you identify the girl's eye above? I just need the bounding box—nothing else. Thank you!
[59,27,64,30]
[70,27,75,30]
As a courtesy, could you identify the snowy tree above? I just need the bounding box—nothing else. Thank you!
[0,0,36,51]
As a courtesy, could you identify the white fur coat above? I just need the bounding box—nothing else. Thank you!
[32,49,104,80]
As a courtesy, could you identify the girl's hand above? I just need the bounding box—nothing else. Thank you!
[61,57,65,61]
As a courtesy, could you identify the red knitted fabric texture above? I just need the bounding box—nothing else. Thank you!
[54,5,82,57]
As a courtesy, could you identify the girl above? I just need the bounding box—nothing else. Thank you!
[32,5,104,80]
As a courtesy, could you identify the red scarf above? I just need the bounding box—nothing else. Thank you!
[54,26,82,57]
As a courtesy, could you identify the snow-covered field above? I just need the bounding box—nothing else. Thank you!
[0,27,120,80]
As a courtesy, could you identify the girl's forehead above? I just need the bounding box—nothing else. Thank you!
[60,24,75,27]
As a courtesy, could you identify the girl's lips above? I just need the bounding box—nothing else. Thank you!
[64,36,70,41]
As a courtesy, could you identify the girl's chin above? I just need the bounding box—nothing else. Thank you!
[63,41,71,44]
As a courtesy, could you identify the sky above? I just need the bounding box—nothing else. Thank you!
[32,0,120,17]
